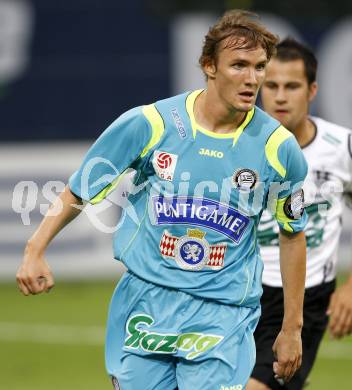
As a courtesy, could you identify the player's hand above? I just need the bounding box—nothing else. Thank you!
[16,244,54,296]
[327,278,352,339]
[272,328,302,384]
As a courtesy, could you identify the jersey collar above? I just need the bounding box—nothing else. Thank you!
[185,89,255,146]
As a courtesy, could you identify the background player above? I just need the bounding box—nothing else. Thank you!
[17,12,308,390]
[248,38,352,390]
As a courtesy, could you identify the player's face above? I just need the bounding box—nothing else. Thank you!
[261,59,317,131]
[205,41,268,112]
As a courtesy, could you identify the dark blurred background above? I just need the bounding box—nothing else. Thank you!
[1,0,352,141]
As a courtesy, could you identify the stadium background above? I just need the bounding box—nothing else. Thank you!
[1,0,351,389]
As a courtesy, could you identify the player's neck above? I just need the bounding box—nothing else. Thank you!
[292,117,316,148]
[194,89,247,134]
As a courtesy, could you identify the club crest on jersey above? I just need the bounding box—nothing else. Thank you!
[153,150,178,181]
[284,189,305,219]
[233,168,258,192]
[174,229,210,270]
[160,229,227,270]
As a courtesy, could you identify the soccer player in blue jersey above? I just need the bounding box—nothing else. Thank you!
[17,10,308,390]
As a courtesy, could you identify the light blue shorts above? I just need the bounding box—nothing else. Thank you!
[105,272,260,390]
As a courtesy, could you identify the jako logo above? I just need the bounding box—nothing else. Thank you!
[220,385,243,390]
[199,148,224,158]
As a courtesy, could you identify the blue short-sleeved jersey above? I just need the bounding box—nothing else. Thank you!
[69,90,308,308]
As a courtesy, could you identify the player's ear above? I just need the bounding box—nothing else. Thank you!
[308,81,318,102]
[203,60,217,79]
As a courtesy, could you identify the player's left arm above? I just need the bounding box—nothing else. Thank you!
[270,133,308,383]
[272,229,306,383]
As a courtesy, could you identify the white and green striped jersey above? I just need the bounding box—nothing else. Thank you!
[259,116,352,288]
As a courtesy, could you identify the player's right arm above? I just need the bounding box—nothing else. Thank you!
[17,105,159,296]
[17,186,83,296]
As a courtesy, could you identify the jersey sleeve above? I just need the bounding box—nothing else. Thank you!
[69,106,152,203]
[266,126,308,234]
